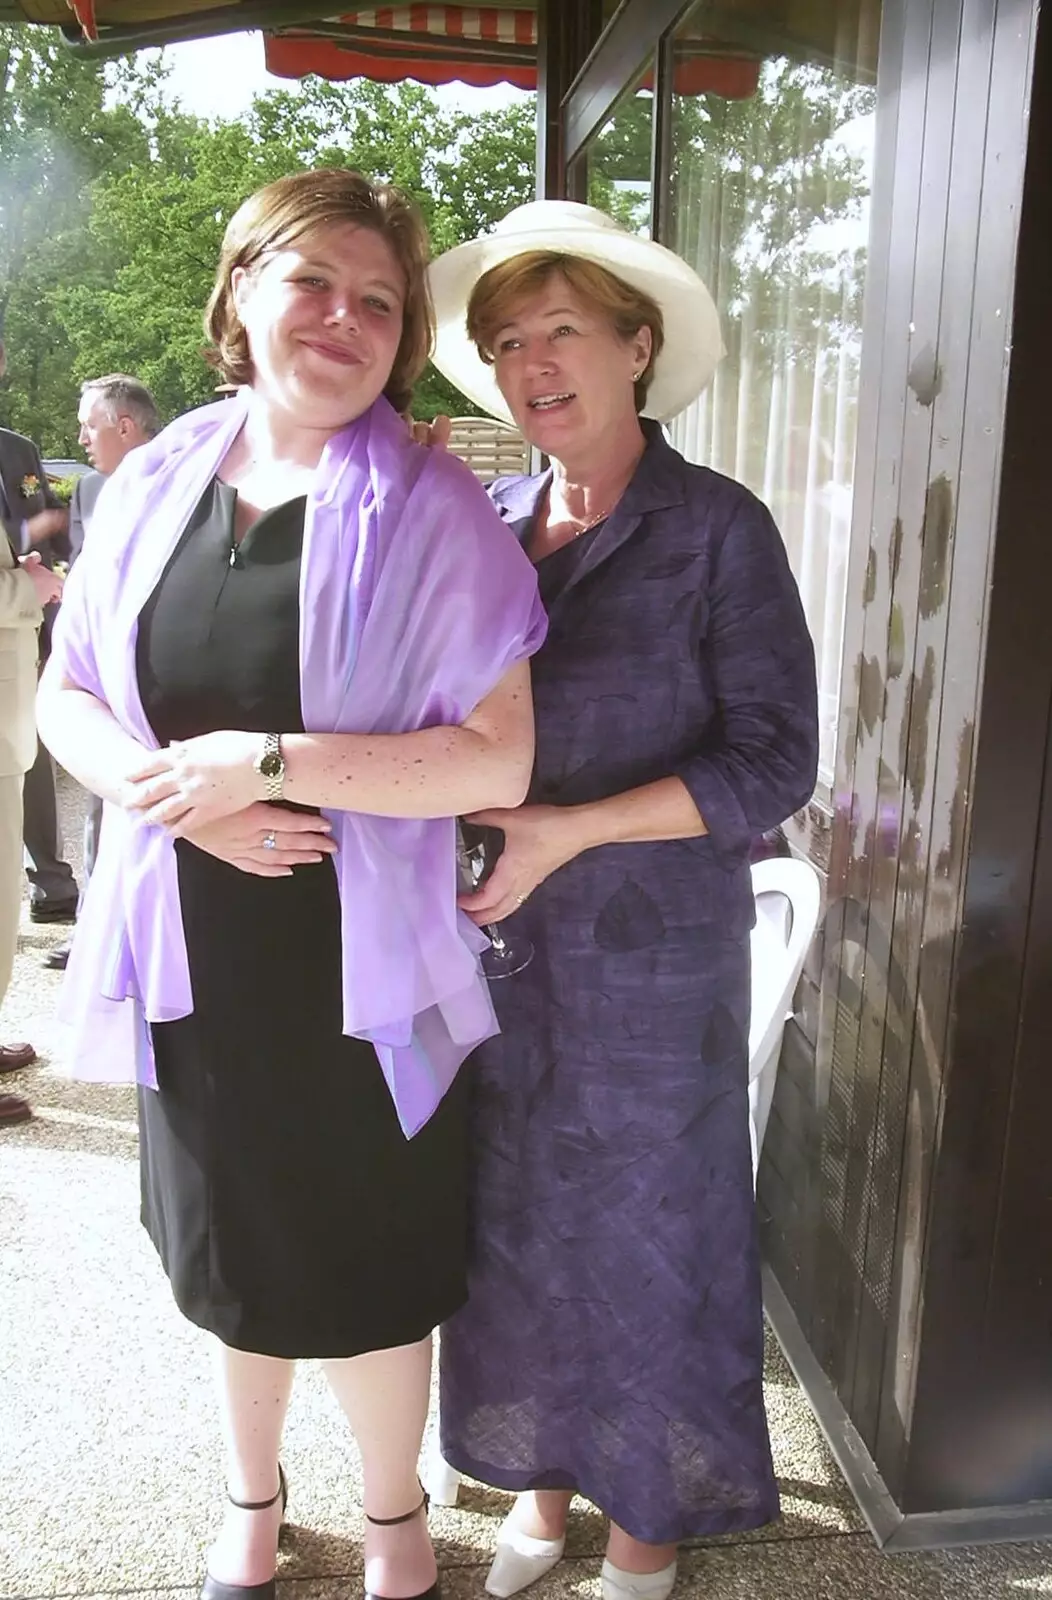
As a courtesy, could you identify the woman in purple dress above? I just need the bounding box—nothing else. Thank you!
[427,203,819,1600]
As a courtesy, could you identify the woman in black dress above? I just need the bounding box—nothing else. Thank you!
[38,170,543,1600]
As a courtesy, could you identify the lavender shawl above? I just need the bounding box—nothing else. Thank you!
[45,390,546,1136]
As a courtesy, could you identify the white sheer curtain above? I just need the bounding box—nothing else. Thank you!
[666,55,875,791]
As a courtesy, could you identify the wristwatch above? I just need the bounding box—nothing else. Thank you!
[254,732,285,802]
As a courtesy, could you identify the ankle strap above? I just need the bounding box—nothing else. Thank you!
[365,1490,430,1527]
[228,1464,287,1513]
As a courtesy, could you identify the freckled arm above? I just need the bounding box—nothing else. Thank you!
[279,659,535,817]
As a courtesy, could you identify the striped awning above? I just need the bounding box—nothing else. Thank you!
[264,6,762,96]
[265,7,539,91]
[338,4,535,48]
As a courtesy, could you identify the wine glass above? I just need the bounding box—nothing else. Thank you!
[455,820,534,979]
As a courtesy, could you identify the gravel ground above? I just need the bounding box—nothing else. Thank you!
[1,772,1050,1599]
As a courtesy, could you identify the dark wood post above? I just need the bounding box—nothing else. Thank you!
[535,0,603,199]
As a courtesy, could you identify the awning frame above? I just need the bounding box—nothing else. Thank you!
[53,0,342,55]
[51,0,539,67]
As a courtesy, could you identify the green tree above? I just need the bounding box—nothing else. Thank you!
[54,112,302,427]
[52,78,537,435]
[432,98,536,247]
[2,53,538,449]
[0,25,160,446]
[238,79,537,414]
[585,88,654,233]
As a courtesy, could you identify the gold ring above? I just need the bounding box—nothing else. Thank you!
[515,893,527,906]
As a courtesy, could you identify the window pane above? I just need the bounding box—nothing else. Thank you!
[583,69,655,238]
[663,1,880,790]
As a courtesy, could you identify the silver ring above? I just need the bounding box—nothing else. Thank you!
[262,831,277,851]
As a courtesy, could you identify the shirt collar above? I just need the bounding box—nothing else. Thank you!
[491,418,686,529]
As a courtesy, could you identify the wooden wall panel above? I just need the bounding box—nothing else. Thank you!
[536,0,604,198]
[840,0,961,1458]
[809,0,929,1419]
[900,0,1051,1512]
[871,0,1022,1494]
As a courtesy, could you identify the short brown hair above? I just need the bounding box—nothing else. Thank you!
[204,168,433,415]
[467,251,665,414]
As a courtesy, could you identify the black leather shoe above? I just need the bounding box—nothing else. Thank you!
[364,1490,440,1600]
[200,1466,288,1600]
[43,942,70,970]
[29,902,78,925]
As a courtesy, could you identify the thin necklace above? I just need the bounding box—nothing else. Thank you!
[570,502,615,538]
[549,490,618,539]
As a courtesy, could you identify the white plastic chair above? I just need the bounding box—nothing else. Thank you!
[421,856,822,1506]
[747,857,822,1178]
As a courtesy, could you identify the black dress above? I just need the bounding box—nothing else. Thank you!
[134,478,469,1359]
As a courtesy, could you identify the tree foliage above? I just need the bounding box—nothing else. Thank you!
[1,38,537,451]
[0,28,158,441]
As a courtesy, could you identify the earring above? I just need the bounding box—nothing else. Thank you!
[632,370,643,381]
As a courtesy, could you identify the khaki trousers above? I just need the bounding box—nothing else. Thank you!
[0,772,25,1006]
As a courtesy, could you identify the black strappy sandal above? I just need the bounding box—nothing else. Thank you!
[364,1488,440,1600]
[200,1465,289,1600]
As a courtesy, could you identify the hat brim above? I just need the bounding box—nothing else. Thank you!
[429,223,724,426]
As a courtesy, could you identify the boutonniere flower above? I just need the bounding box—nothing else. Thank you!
[20,474,40,498]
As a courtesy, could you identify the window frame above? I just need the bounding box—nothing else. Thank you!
[560,0,885,859]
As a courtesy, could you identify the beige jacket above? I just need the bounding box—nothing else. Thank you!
[0,535,43,778]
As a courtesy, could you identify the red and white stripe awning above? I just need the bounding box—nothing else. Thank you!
[346,7,535,48]
[266,7,538,91]
[265,7,761,97]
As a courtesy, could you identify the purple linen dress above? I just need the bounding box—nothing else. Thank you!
[439,424,819,1542]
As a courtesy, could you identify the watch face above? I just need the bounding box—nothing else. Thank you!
[259,751,284,778]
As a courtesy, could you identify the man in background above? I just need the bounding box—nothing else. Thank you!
[69,372,160,557]
[0,336,65,1122]
[45,374,161,972]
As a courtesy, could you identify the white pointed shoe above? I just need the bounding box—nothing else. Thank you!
[600,1558,678,1600]
[484,1518,566,1599]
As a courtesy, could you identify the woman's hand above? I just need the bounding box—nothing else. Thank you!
[182,804,338,878]
[458,804,588,924]
[123,730,267,834]
[408,413,452,450]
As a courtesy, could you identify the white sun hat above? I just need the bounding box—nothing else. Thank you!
[428,200,724,426]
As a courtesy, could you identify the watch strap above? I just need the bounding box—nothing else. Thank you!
[260,731,285,802]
